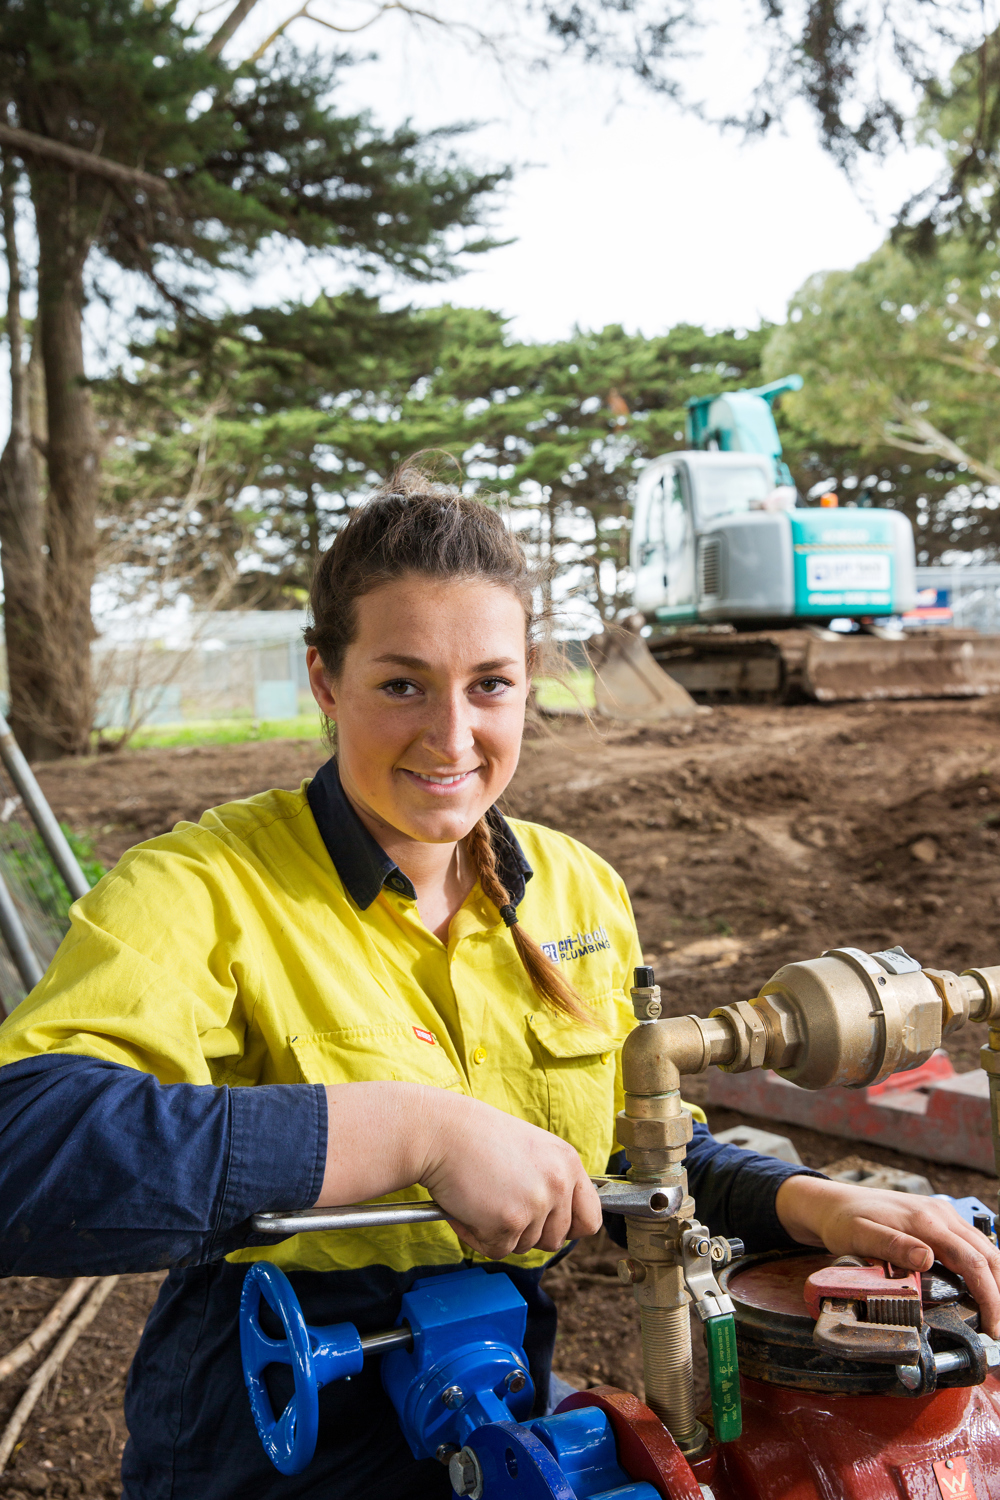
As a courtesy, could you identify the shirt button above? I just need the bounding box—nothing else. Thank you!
[600,1051,612,1065]
[473,1047,487,1065]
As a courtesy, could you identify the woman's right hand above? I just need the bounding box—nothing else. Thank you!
[317,1082,603,1259]
[417,1092,604,1258]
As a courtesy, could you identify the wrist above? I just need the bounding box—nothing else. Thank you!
[774,1172,832,1247]
[318,1081,462,1206]
[413,1088,476,1187]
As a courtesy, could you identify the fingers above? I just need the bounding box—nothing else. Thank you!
[814,1185,1000,1340]
[568,1175,604,1242]
[919,1214,1000,1338]
[839,1214,933,1273]
[419,1095,601,1259]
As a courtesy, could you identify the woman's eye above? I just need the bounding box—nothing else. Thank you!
[477,677,514,696]
[381,679,420,698]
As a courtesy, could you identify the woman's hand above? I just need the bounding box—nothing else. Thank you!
[417,1093,603,1259]
[317,1081,603,1260]
[775,1174,1000,1336]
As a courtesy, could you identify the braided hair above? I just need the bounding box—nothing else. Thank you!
[304,460,593,1027]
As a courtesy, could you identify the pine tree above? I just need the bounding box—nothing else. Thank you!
[0,0,504,755]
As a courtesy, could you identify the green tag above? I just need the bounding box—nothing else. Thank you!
[705,1313,742,1442]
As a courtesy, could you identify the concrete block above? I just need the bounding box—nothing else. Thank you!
[714,1124,803,1165]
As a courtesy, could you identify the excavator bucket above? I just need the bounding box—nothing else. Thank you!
[587,625,700,721]
[803,630,1000,702]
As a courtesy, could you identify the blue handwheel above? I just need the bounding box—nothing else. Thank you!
[239,1262,364,1475]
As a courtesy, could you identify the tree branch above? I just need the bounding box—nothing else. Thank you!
[207,0,264,56]
[885,398,1000,487]
[0,125,168,197]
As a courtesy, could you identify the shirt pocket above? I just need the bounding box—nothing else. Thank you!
[526,998,620,1169]
[290,1024,466,1092]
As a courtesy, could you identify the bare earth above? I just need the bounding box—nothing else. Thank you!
[2,698,999,1496]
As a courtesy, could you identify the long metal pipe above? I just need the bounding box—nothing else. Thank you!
[0,713,90,903]
[252,1178,684,1237]
[0,867,43,1003]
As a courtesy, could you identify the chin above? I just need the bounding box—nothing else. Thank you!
[405,807,484,844]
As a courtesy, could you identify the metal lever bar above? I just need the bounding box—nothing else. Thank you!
[0,713,90,902]
[252,1177,683,1237]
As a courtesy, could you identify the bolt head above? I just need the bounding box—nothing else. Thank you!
[449,1447,482,1498]
[695,1237,711,1258]
[617,1257,646,1285]
[436,1444,458,1465]
[506,1369,527,1393]
[442,1384,465,1409]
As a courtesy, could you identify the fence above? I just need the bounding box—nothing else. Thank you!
[913,567,1000,635]
[92,611,312,729]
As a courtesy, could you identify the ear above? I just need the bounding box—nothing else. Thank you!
[306,646,337,718]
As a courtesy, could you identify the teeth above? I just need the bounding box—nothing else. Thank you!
[410,771,470,785]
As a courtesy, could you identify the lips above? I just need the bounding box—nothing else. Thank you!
[401,768,479,789]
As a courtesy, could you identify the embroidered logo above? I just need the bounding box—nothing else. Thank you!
[413,1026,437,1046]
[540,926,611,964]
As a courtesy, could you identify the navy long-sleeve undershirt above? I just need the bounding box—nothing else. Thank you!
[0,1053,815,1277]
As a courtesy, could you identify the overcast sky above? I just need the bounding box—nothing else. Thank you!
[193,0,947,342]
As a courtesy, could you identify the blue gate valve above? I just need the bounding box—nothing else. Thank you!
[241,1264,537,1475]
[240,1263,664,1498]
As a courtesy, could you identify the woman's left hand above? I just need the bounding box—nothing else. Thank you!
[775,1173,1000,1337]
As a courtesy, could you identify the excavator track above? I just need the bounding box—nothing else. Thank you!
[646,628,1000,704]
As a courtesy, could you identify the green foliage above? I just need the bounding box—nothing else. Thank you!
[101,307,772,622]
[1,1,507,293]
[128,715,324,749]
[0,822,104,923]
[765,237,1000,559]
[906,27,1000,244]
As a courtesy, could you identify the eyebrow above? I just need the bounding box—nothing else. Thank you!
[373,654,520,673]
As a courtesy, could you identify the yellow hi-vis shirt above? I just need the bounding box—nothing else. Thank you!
[0,768,702,1276]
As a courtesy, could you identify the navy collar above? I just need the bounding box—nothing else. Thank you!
[306,758,533,912]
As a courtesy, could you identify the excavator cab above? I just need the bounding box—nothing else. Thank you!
[594,376,1000,709]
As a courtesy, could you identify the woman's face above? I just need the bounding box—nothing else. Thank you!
[307,574,530,846]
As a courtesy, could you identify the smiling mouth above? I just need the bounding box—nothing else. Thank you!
[402,768,479,787]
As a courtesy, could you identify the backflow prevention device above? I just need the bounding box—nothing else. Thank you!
[244,945,1000,1498]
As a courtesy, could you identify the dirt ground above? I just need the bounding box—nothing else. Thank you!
[2,697,1000,1495]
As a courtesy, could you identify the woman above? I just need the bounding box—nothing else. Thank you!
[0,470,997,1500]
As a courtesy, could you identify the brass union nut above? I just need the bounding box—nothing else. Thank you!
[711,999,768,1072]
[924,968,972,1034]
[616,1110,693,1152]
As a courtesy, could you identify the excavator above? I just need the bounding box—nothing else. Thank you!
[589,376,1000,717]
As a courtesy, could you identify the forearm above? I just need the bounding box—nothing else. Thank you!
[317,1080,455,1205]
[0,1054,326,1276]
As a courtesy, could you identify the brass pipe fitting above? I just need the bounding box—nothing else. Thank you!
[640,1304,699,1447]
[616,948,1000,1455]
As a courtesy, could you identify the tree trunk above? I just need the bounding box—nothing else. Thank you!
[0,155,48,759]
[30,166,102,757]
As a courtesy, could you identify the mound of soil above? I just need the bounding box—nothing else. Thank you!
[1,697,997,1493]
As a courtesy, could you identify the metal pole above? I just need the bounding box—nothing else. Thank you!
[252,1179,682,1237]
[0,712,90,902]
[0,865,43,1006]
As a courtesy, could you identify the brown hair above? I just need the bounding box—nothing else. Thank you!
[304,461,593,1027]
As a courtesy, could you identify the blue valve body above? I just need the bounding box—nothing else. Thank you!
[466,1411,660,1500]
[383,1266,534,1459]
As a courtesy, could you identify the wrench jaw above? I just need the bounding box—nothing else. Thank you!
[591,1177,684,1222]
[803,1258,1000,1398]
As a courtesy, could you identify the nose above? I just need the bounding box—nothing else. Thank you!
[420,685,477,765]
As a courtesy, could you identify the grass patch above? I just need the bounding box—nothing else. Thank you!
[129,714,325,750]
[534,670,595,713]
